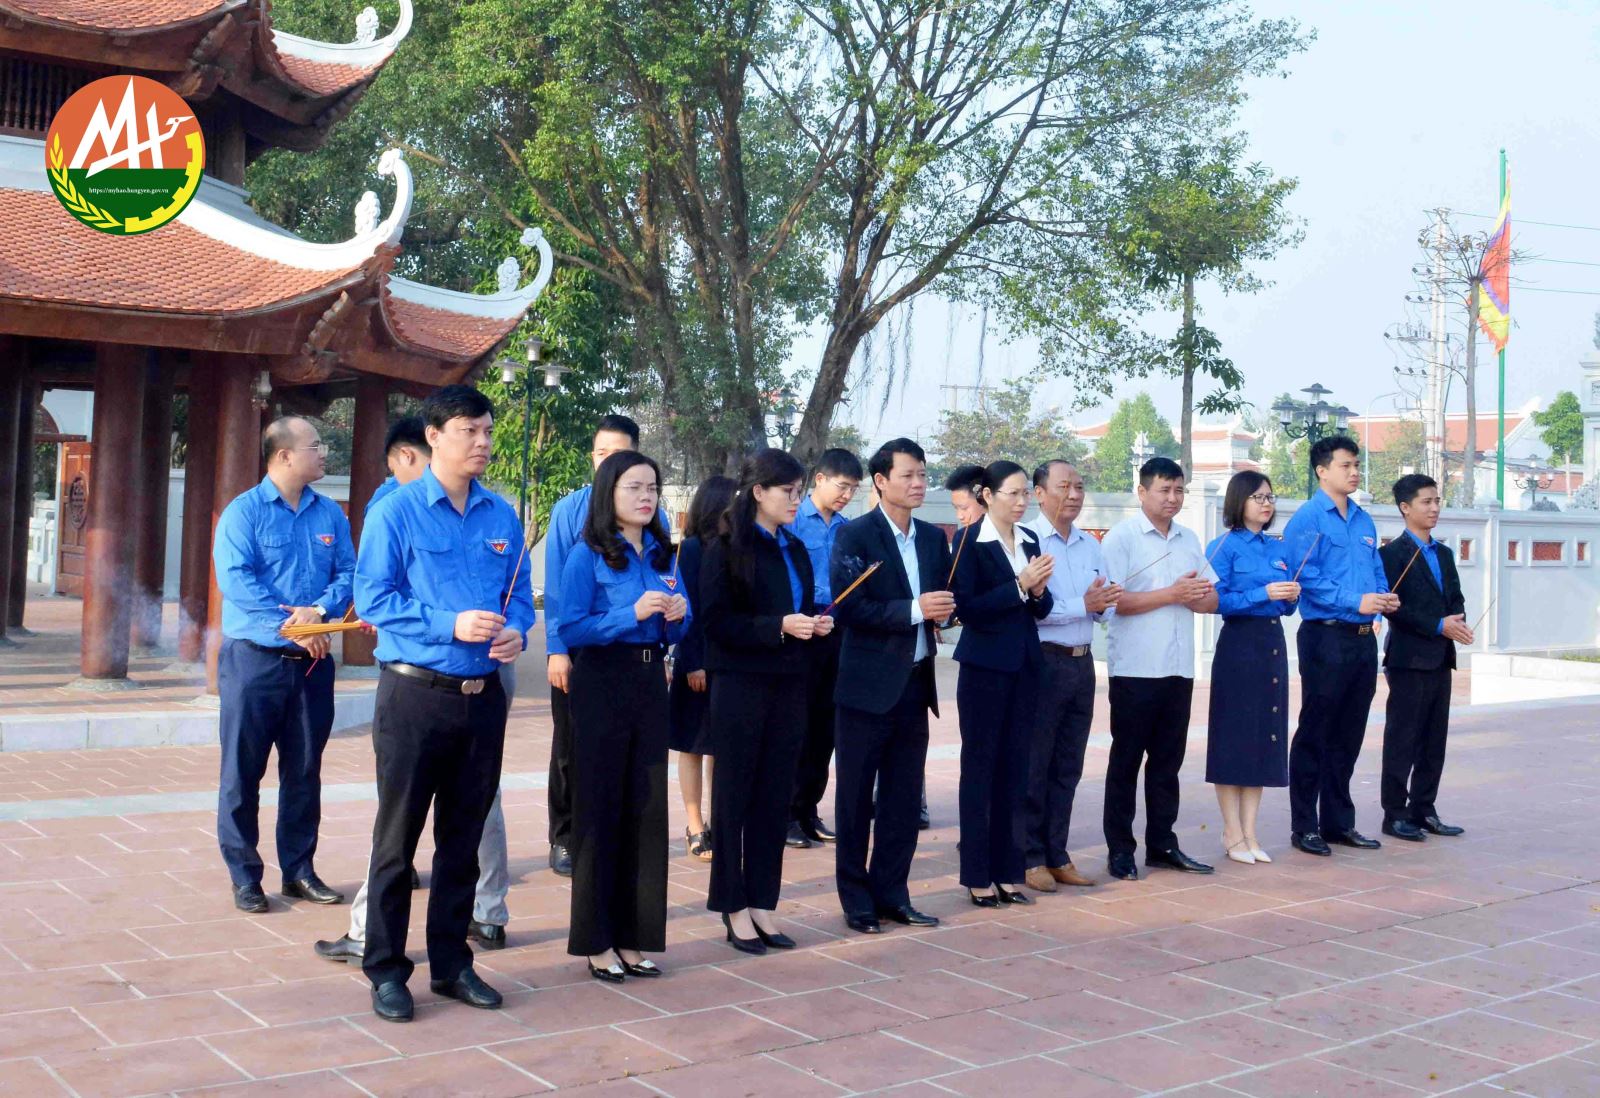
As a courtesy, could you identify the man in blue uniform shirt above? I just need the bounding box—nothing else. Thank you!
[213,416,355,915]
[355,385,535,1023]
[1281,436,1400,857]
[365,415,430,517]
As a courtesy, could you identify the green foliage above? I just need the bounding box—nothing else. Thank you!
[1084,393,1180,493]
[825,422,870,461]
[928,378,1085,481]
[1365,419,1427,499]
[1533,391,1584,465]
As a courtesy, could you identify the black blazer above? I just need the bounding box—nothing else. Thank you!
[669,537,707,673]
[951,525,1053,673]
[1380,533,1465,671]
[830,508,952,716]
[699,529,816,676]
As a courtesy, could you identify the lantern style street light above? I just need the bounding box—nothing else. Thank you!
[1273,383,1354,498]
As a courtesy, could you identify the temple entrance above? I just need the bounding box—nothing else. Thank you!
[55,441,89,598]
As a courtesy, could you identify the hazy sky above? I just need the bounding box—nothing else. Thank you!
[804,1,1600,453]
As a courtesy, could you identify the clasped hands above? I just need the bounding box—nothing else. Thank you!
[782,613,836,640]
[454,609,522,663]
[1168,571,1214,609]
[279,605,330,659]
[634,591,689,623]
[1358,592,1402,616]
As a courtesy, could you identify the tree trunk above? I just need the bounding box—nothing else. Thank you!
[1462,280,1480,507]
[795,321,867,466]
[1179,275,1197,481]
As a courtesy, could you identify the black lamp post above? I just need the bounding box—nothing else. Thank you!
[499,337,567,528]
[1512,457,1555,510]
[1272,383,1354,498]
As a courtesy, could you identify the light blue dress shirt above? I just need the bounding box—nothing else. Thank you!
[881,506,928,662]
[1026,516,1109,647]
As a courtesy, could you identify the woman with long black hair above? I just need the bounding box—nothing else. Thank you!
[700,449,833,954]
[558,451,689,982]
[950,460,1054,907]
[669,475,737,862]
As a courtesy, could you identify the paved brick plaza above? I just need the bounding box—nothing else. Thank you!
[0,645,1597,1096]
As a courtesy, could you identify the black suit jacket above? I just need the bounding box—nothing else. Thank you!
[950,525,1053,672]
[670,537,708,673]
[700,531,816,676]
[830,508,952,716]
[1380,533,1465,671]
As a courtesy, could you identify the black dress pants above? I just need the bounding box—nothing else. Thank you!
[1290,625,1378,836]
[547,683,574,848]
[363,669,507,988]
[1103,675,1193,859]
[567,645,669,957]
[1025,649,1095,870]
[791,631,840,823]
[1381,667,1452,823]
[957,663,1035,889]
[709,671,807,912]
[834,665,930,917]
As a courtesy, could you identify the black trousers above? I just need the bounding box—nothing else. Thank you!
[791,631,840,822]
[1381,667,1452,823]
[1025,649,1095,869]
[834,666,930,917]
[1290,625,1378,836]
[1103,675,1193,859]
[216,639,335,887]
[957,663,1035,888]
[363,669,506,988]
[709,671,807,912]
[567,645,669,956]
[548,683,574,848]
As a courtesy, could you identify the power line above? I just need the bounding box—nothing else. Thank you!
[1516,286,1600,297]
[1457,211,1600,233]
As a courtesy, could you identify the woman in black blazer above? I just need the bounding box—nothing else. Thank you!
[701,449,834,953]
[951,460,1054,906]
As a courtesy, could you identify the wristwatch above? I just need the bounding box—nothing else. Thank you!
[312,604,328,620]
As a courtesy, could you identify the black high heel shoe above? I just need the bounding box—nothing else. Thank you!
[622,958,662,977]
[968,889,1002,908]
[996,886,1034,906]
[722,912,767,955]
[588,958,626,983]
[752,922,797,950]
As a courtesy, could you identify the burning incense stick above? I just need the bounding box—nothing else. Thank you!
[668,539,683,591]
[1203,529,1232,572]
[1291,532,1322,583]
[1391,540,1424,591]
[1469,596,1498,635]
[1120,551,1172,585]
[822,560,881,616]
[946,522,974,586]
[501,537,530,616]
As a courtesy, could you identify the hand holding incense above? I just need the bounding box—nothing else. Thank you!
[821,560,881,616]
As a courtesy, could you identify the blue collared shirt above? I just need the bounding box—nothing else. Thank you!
[791,495,847,604]
[757,524,805,613]
[1282,489,1388,623]
[543,485,672,657]
[1404,529,1446,634]
[1025,516,1110,647]
[556,529,691,650]
[365,475,400,518]
[1208,528,1297,619]
[881,506,929,662]
[214,476,355,648]
[354,467,535,677]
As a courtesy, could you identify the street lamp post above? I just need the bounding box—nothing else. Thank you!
[499,337,568,529]
[1272,383,1354,499]
[767,384,800,448]
[1512,458,1555,510]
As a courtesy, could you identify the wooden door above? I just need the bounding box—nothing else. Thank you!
[57,442,90,597]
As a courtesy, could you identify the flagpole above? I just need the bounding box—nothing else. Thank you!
[1496,147,1508,504]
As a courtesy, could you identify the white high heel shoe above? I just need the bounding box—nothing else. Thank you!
[1249,845,1272,863]
[1224,839,1256,865]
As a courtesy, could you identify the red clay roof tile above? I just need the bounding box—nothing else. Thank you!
[1,0,232,30]
[383,295,520,360]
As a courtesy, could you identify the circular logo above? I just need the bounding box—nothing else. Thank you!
[45,75,204,235]
[66,475,88,530]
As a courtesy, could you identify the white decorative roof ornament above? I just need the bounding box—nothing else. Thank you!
[496,256,521,294]
[272,0,414,67]
[353,190,380,235]
[387,225,557,320]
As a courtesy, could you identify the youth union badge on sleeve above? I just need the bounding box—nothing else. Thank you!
[1361,536,1375,547]
[486,538,510,554]
[317,534,335,546]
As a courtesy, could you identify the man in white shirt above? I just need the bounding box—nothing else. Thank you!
[1021,460,1121,892]
[1099,457,1218,881]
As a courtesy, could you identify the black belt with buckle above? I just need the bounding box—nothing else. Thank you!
[1314,620,1374,636]
[1042,642,1092,658]
[239,638,313,661]
[383,661,493,695]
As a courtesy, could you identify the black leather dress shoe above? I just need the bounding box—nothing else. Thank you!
[1107,854,1139,881]
[1291,832,1333,856]
[996,887,1035,905]
[233,882,268,913]
[801,816,837,843]
[430,967,502,1009]
[878,905,940,927]
[372,981,414,1022]
[550,844,573,877]
[753,924,797,949]
[786,821,813,849]
[314,934,363,962]
[1146,848,1214,874]
[1382,819,1426,842]
[1323,829,1381,850]
[845,913,883,935]
[968,889,1002,908]
[918,804,931,830]
[1418,816,1464,836]
[468,921,507,949]
[282,875,344,904]
[723,913,767,955]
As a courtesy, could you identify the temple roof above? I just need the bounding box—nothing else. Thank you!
[0,1,240,32]
[253,0,414,102]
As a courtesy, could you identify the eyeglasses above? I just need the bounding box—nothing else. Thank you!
[992,488,1028,500]
[618,481,660,497]
[773,484,804,501]
[825,478,859,497]
[298,443,329,457]
[1248,492,1277,505]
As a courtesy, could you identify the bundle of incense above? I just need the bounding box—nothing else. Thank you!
[281,618,367,638]
[946,522,974,585]
[821,560,881,616]
[502,537,531,615]
[1391,540,1424,591]
[1291,532,1322,583]
[1120,550,1171,585]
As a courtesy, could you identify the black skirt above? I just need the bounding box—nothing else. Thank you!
[1206,616,1290,787]
[667,668,713,754]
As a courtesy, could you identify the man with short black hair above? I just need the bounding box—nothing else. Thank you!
[1099,457,1217,881]
[365,416,431,516]
[1282,436,1399,857]
[1378,474,1469,842]
[788,447,863,847]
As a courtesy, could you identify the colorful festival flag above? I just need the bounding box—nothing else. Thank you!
[1477,173,1510,352]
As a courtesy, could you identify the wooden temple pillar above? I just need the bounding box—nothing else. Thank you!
[8,370,34,633]
[177,361,220,663]
[0,350,20,646]
[342,374,388,666]
[131,356,175,651]
[205,356,260,691]
[80,345,147,680]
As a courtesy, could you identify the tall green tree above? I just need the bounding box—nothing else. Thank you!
[1367,419,1427,498]
[1533,391,1584,467]
[928,378,1084,481]
[1084,393,1179,493]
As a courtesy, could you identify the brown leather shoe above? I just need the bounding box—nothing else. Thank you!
[1024,866,1057,893]
[1049,864,1096,887]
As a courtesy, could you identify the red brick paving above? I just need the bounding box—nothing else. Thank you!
[0,603,1594,1094]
